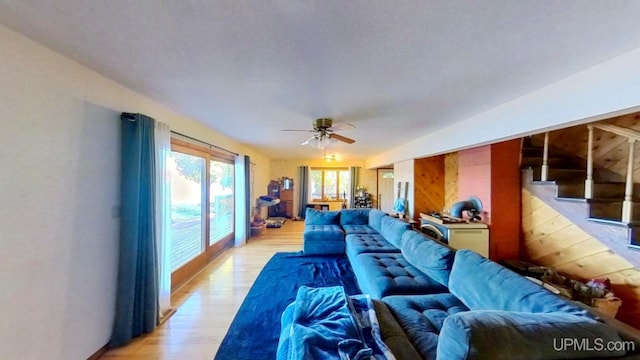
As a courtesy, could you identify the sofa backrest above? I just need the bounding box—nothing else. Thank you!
[340,208,371,226]
[304,208,341,225]
[368,209,387,233]
[448,250,594,317]
[437,310,625,359]
[400,230,455,287]
[380,216,411,248]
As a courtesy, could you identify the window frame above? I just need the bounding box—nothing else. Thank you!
[310,167,349,201]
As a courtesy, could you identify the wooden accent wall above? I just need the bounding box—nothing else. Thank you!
[413,156,445,220]
[444,152,459,211]
[490,140,522,260]
[533,111,640,182]
[522,188,640,328]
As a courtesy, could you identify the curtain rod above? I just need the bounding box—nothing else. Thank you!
[171,130,239,156]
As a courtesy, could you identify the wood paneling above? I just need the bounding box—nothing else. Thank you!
[413,156,445,220]
[444,153,459,211]
[522,188,640,328]
[490,140,522,261]
[533,111,640,182]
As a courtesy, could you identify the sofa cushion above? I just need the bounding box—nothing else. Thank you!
[342,225,379,235]
[449,250,594,317]
[400,230,455,287]
[340,208,371,225]
[372,300,422,360]
[380,216,411,248]
[368,209,388,233]
[345,234,400,262]
[352,253,449,299]
[304,208,341,225]
[437,310,626,360]
[383,294,469,360]
[303,224,345,255]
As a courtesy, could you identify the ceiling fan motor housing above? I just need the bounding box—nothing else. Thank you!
[313,118,333,130]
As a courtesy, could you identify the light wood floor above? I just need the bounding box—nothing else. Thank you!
[99,220,305,360]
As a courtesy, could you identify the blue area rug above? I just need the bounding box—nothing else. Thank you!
[214,251,361,360]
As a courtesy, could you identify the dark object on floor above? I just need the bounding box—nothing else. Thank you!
[214,252,361,360]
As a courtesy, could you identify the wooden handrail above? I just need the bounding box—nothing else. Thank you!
[593,123,640,142]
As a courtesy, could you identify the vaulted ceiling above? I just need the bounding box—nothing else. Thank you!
[2,1,640,160]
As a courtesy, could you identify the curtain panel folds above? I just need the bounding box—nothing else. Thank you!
[349,166,359,209]
[110,113,160,347]
[298,166,309,218]
[154,121,172,318]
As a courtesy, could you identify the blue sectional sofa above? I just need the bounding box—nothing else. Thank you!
[289,207,640,359]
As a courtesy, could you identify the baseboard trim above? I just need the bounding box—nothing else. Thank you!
[87,344,109,360]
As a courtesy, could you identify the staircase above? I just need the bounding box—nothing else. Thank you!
[521,137,640,250]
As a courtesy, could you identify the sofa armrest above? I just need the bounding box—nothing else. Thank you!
[437,310,627,360]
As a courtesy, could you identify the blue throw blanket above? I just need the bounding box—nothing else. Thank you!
[277,286,395,360]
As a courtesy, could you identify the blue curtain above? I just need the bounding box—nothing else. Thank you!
[110,113,159,347]
[298,166,309,218]
[349,166,359,208]
[244,156,251,237]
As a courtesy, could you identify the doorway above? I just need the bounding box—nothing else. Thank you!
[377,168,395,213]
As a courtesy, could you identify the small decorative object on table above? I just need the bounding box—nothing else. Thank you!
[543,271,622,317]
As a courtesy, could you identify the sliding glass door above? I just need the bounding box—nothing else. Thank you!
[169,139,235,290]
[209,159,234,245]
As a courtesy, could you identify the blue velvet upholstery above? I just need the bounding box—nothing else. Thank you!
[400,230,455,287]
[342,225,379,235]
[351,253,449,299]
[368,209,387,233]
[383,294,469,360]
[304,208,341,225]
[345,234,400,263]
[303,225,345,255]
[340,208,371,225]
[437,310,626,360]
[380,216,411,248]
[372,300,422,360]
[449,250,593,317]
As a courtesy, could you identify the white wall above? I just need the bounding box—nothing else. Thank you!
[367,46,640,168]
[0,25,270,359]
[392,160,414,219]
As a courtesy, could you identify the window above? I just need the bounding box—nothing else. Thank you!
[169,138,235,289]
[310,168,350,200]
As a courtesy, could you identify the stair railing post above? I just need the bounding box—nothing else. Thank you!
[585,125,594,199]
[541,132,549,181]
[622,139,636,223]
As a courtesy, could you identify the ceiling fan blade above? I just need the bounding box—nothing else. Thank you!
[282,129,315,132]
[328,123,355,131]
[329,133,356,144]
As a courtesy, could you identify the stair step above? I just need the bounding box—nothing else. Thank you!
[588,200,640,222]
[521,146,543,157]
[521,157,574,168]
[532,168,586,182]
[587,217,630,227]
[627,225,640,249]
[556,182,628,199]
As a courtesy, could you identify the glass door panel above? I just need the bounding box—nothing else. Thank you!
[209,159,234,245]
[169,152,205,270]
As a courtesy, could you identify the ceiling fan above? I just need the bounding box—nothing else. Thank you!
[282,118,356,149]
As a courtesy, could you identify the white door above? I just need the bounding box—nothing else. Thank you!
[377,169,395,213]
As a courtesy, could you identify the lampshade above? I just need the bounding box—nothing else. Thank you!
[306,134,336,149]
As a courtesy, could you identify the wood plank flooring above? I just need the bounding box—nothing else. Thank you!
[99,220,305,360]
